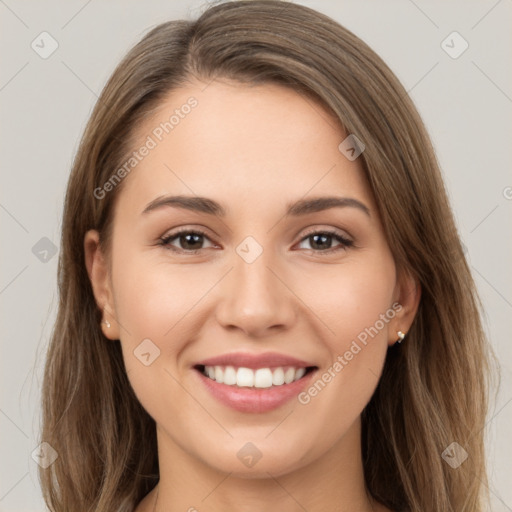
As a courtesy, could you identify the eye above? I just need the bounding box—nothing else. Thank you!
[296,229,354,254]
[159,229,216,253]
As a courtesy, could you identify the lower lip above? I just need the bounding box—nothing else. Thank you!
[194,369,316,413]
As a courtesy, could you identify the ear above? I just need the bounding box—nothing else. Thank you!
[388,268,421,346]
[84,229,120,340]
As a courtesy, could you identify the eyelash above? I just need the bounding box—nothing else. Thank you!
[158,228,354,256]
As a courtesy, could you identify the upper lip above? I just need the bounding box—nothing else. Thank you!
[194,351,316,370]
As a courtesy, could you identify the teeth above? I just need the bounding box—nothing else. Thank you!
[202,365,309,387]
[284,367,295,384]
[254,368,273,388]
[272,367,285,385]
[236,367,254,387]
[294,367,306,381]
[223,366,237,385]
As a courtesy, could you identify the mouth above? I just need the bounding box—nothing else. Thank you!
[192,355,318,413]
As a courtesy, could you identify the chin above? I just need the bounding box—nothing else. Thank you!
[195,439,312,479]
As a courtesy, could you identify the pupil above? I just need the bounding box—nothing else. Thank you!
[312,234,330,250]
[182,234,202,249]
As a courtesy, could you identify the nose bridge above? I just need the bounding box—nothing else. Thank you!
[215,236,295,335]
[233,237,281,312]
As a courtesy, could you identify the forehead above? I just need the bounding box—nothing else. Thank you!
[115,79,373,216]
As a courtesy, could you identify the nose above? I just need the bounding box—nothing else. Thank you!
[215,248,297,337]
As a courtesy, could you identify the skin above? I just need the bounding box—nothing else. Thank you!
[85,79,420,512]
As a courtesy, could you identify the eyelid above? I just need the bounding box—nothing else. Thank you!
[160,224,353,242]
[299,225,353,242]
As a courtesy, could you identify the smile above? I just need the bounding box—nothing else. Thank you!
[192,352,318,413]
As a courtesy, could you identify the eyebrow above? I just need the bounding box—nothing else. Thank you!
[141,194,370,217]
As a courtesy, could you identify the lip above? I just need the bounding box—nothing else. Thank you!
[194,368,317,413]
[192,351,318,414]
[193,351,315,369]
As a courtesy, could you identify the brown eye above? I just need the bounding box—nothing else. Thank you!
[160,229,215,253]
[297,230,353,254]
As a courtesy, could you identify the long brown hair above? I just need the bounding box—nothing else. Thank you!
[39,1,497,510]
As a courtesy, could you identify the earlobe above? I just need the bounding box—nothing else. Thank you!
[389,269,421,346]
[84,230,120,340]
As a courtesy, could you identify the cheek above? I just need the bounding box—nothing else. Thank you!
[111,257,196,423]
[112,251,201,341]
[308,254,396,345]
[296,254,396,425]
[303,256,395,401]
[109,251,191,386]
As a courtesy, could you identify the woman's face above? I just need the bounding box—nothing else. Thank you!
[86,79,417,477]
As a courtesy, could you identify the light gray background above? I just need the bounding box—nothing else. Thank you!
[1,1,511,510]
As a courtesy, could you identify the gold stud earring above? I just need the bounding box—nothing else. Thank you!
[397,331,405,343]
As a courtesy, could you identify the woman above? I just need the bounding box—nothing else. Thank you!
[38,1,495,510]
